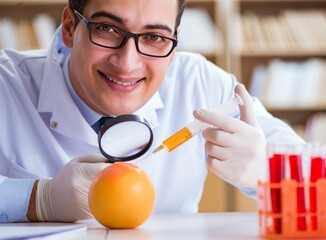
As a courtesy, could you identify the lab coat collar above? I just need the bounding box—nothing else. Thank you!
[37,26,164,146]
[37,26,98,146]
[37,26,69,113]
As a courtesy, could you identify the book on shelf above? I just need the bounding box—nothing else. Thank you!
[240,9,326,53]
[305,113,326,145]
[16,19,39,50]
[241,12,267,50]
[250,58,326,109]
[177,8,223,55]
[0,18,18,49]
[0,14,56,50]
[33,14,57,49]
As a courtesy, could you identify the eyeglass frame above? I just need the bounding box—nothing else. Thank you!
[73,9,178,58]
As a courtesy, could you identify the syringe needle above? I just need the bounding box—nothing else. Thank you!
[152,145,164,154]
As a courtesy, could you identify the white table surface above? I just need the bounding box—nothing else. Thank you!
[71,212,261,240]
[0,212,261,240]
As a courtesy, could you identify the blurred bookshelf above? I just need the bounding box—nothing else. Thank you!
[177,0,225,68]
[2,0,326,213]
[0,0,65,49]
[228,0,326,138]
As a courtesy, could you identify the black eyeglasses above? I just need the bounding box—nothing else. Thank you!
[73,9,178,58]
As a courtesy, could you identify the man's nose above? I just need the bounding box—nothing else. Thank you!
[107,37,143,73]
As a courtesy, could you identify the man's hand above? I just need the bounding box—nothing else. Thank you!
[29,154,109,222]
[194,84,266,189]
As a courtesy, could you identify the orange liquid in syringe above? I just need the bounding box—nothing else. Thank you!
[162,127,192,152]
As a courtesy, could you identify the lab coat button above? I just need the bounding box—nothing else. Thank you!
[0,212,8,222]
[51,121,58,129]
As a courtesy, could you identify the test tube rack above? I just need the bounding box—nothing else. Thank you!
[258,179,326,239]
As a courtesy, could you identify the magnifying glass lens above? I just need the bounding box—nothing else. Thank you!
[98,115,153,162]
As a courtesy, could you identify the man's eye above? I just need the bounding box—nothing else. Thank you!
[97,24,115,32]
[145,34,165,42]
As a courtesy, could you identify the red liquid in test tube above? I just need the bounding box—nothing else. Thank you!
[269,153,285,234]
[289,154,307,231]
[309,156,325,231]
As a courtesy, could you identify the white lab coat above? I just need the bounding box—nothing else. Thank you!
[0,27,304,222]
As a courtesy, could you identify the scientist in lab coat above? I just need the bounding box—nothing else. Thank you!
[0,0,304,223]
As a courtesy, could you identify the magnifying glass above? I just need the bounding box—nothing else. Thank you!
[98,114,154,163]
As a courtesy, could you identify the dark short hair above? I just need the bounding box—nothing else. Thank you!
[69,0,186,31]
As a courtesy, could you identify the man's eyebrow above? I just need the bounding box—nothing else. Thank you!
[90,11,123,23]
[144,24,173,34]
[89,11,173,34]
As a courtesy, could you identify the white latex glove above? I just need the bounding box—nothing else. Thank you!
[194,84,266,189]
[36,154,109,222]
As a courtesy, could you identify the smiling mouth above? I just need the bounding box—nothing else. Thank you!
[99,71,142,86]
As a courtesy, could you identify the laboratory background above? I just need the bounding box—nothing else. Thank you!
[1,0,326,213]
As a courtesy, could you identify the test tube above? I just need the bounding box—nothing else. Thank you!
[267,144,286,234]
[153,94,243,153]
[308,143,326,231]
[287,145,307,231]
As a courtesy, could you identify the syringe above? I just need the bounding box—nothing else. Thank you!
[153,94,243,153]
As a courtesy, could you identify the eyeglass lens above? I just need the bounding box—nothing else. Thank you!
[89,23,176,57]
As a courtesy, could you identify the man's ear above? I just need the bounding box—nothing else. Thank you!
[168,28,180,63]
[175,27,180,37]
[61,6,75,48]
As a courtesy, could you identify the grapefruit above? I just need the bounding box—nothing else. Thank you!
[89,162,155,229]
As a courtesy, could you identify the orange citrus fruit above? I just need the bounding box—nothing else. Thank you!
[88,162,155,229]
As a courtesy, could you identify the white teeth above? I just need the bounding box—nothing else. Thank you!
[103,73,137,86]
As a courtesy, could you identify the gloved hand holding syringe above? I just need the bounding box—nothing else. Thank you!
[153,94,244,154]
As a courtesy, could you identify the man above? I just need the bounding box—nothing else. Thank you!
[0,0,303,223]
